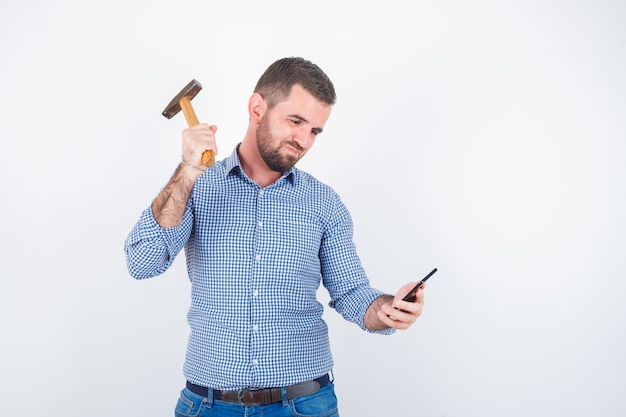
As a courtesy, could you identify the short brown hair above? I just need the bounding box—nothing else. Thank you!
[254,57,336,109]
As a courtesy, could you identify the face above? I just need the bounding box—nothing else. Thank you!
[256,85,331,172]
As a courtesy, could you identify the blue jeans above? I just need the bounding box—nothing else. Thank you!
[174,382,339,417]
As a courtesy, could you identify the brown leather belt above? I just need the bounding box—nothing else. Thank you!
[186,374,330,406]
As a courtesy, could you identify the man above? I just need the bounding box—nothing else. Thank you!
[125,57,426,417]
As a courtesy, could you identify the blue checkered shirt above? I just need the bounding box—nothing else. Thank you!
[125,146,389,390]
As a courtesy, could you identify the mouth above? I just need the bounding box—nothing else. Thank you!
[283,142,303,157]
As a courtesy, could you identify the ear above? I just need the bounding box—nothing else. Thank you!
[248,93,267,125]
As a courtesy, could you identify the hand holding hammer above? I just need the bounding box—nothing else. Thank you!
[162,79,215,167]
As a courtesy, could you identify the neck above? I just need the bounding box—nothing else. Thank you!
[238,136,282,188]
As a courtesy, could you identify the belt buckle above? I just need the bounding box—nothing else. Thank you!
[237,388,261,406]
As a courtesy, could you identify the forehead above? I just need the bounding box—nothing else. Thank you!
[273,84,331,123]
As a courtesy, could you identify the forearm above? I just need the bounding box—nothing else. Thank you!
[151,163,201,228]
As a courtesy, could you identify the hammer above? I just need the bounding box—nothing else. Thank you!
[162,79,215,167]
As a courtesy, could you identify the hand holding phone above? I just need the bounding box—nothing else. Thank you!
[401,268,437,302]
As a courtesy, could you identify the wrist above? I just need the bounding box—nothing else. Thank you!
[364,295,394,331]
[180,157,207,173]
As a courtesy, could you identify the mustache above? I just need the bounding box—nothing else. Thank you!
[284,140,304,153]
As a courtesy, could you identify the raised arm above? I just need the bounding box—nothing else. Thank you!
[124,123,218,279]
[152,124,218,227]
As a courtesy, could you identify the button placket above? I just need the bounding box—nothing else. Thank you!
[249,186,267,385]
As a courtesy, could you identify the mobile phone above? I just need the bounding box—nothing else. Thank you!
[402,268,437,302]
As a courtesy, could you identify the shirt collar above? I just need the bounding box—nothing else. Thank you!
[223,144,298,186]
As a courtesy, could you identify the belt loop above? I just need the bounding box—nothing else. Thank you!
[329,370,335,383]
[205,388,214,408]
[280,386,289,406]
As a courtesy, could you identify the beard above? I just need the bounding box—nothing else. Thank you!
[256,116,303,173]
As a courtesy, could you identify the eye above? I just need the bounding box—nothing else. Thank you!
[290,119,302,126]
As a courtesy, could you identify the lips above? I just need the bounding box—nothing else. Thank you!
[283,142,303,157]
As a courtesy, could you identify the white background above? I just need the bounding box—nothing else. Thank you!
[1,1,625,416]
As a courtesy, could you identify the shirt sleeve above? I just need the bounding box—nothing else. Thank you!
[124,202,194,279]
[320,193,395,335]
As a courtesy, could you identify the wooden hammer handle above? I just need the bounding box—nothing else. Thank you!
[179,96,215,167]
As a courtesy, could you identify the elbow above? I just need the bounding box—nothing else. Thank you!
[126,262,152,280]
[124,244,169,280]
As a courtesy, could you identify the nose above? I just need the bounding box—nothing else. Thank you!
[292,127,314,150]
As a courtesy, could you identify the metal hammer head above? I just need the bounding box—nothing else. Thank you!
[162,79,202,119]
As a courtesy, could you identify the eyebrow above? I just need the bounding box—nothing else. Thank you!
[288,114,324,135]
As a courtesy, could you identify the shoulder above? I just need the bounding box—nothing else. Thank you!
[294,168,339,199]
[292,168,351,222]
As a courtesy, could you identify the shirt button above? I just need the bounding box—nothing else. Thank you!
[257,221,263,227]
[253,290,259,297]
[253,324,259,331]
[252,359,259,366]
[258,190,264,197]
[255,255,261,261]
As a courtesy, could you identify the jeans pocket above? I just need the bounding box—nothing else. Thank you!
[174,388,207,417]
[290,383,339,417]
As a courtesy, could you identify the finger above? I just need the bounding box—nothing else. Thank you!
[381,305,415,327]
[379,309,412,330]
[182,125,218,165]
[186,123,216,134]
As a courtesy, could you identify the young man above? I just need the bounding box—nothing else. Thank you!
[125,57,426,417]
